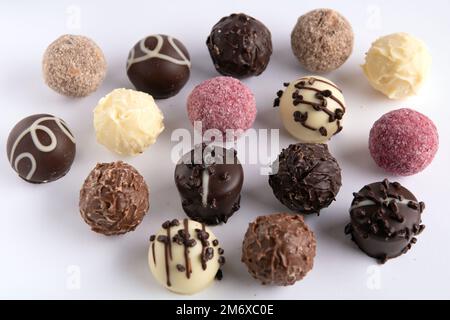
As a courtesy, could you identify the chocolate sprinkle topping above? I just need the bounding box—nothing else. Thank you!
[345,179,425,263]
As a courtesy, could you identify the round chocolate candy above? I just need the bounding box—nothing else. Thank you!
[269,143,342,214]
[79,161,149,235]
[126,34,191,99]
[242,213,316,286]
[174,144,244,225]
[6,114,76,183]
[206,13,272,78]
[345,179,425,263]
[148,218,225,295]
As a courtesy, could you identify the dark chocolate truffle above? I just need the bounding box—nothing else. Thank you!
[127,34,191,99]
[6,114,76,183]
[174,144,243,225]
[291,9,354,73]
[269,143,341,214]
[206,13,272,78]
[242,213,316,286]
[345,179,425,263]
[79,161,149,235]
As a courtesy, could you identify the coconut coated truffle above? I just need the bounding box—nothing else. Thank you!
[369,108,438,176]
[187,76,256,139]
[242,213,316,286]
[291,9,354,73]
[42,34,106,97]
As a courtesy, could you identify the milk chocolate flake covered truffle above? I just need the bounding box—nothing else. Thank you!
[291,9,354,73]
[269,143,342,214]
[175,144,244,225]
[6,114,76,183]
[127,34,191,99]
[206,13,273,78]
[242,213,316,286]
[345,179,425,263]
[43,34,106,97]
[79,161,149,235]
[149,219,225,294]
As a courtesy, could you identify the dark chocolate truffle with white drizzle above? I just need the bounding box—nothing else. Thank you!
[127,34,191,99]
[6,114,76,183]
[269,143,342,214]
[174,144,244,225]
[148,218,225,294]
[345,179,425,263]
[274,76,346,143]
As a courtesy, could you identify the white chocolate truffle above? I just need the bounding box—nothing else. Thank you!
[275,76,346,143]
[93,88,164,156]
[148,219,224,295]
[362,33,431,99]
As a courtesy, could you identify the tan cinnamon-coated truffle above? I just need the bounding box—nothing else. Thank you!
[241,213,316,286]
[79,161,149,235]
[291,9,353,73]
[43,34,106,97]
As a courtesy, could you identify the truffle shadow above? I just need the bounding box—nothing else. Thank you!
[336,140,385,176]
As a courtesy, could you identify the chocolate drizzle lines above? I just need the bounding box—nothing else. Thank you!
[157,234,171,287]
[289,77,345,136]
[183,219,193,279]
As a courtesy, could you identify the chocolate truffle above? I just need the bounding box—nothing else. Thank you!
[6,114,76,183]
[206,13,272,78]
[362,33,431,99]
[269,143,341,214]
[93,88,165,156]
[242,213,316,286]
[148,218,225,294]
[174,144,243,225]
[291,9,353,73]
[43,34,106,97]
[369,108,438,176]
[187,76,256,139]
[274,76,346,143]
[127,34,191,99]
[79,161,149,235]
[345,179,425,263]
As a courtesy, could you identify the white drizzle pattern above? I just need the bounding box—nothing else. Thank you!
[126,35,191,71]
[350,197,418,211]
[9,116,75,180]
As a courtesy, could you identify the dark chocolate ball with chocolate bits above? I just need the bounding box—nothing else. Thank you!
[345,179,425,263]
[6,114,76,184]
[269,143,342,214]
[126,34,191,99]
[206,13,273,78]
[242,213,316,286]
[79,161,149,235]
[174,144,244,225]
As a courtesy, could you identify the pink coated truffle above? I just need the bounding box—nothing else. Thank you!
[187,76,256,138]
[369,108,438,176]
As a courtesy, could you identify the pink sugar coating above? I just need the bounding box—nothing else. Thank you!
[187,76,256,137]
[369,108,439,176]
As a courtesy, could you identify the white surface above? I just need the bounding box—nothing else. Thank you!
[0,0,449,300]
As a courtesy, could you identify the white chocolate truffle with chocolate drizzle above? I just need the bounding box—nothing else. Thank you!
[274,76,346,143]
[148,219,225,295]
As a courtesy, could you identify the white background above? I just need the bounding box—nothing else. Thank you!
[0,0,449,300]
